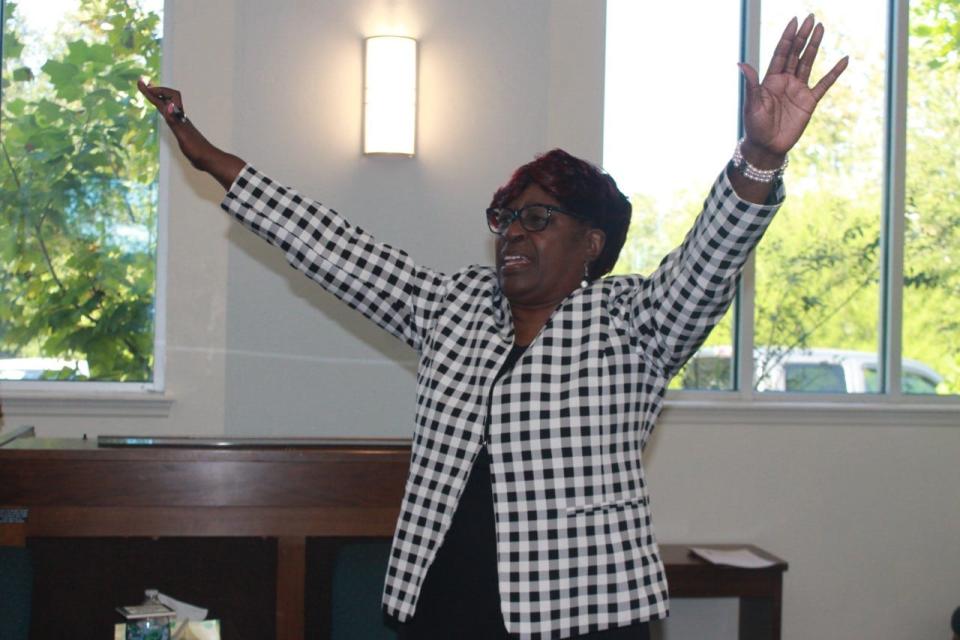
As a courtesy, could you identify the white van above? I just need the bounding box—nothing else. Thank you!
[0,357,90,381]
[681,347,943,394]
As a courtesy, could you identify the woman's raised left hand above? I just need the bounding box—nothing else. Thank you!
[738,14,848,165]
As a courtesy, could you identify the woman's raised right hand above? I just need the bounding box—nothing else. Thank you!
[137,79,244,189]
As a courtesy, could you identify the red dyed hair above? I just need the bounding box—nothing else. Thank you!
[490,149,631,279]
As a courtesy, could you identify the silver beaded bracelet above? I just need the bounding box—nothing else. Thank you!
[731,138,788,182]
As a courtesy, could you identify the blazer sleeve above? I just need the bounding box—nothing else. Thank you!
[220,164,448,353]
[620,166,785,379]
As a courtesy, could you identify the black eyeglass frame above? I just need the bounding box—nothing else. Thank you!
[485,203,591,236]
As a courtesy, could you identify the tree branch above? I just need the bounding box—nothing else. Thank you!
[33,211,66,291]
[123,335,150,374]
[755,273,875,387]
[0,140,22,190]
[110,154,139,223]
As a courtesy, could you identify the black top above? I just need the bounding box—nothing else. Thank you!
[395,343,650,639]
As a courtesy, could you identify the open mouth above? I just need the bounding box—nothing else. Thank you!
[500,255,532,273]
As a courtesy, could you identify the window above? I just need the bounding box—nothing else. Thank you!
[605,0,741,391]
[902,0,960,394]
[0,0,163,387]
[604,0,959,400]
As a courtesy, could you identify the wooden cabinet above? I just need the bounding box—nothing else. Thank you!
[0,435,786,639]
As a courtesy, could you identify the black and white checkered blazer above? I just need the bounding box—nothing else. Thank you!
[222,164,783,639]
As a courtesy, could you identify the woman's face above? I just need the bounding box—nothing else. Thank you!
[495,183,605,309]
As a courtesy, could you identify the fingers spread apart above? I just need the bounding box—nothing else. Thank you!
[762,16,848,102]
[765,16,799,78]
[796,22,825,83]
[784,14,816,75]
[812,56,849,102]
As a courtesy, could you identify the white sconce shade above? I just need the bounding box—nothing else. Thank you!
[364,36,418,155]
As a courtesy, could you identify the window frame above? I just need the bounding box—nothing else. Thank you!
[0,0,170,413]
[606,0,960,420]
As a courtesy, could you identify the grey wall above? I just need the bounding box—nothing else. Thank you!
[220,0,606,437]
[4,2,959,639]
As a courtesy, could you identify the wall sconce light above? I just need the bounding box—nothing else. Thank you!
[363,36,418,156]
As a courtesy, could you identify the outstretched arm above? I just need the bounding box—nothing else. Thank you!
[136,80,447,352]
[137,79,245,190]
[624,15,848,375]
[731,14,848,203]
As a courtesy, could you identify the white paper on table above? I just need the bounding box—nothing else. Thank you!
[156,592,208,621]
[689,546,778,569]
[172,619,221,640]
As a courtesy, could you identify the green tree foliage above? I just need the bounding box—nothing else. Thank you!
[613,186,736,390]
[752,24,885,390]
[902,0,960,391]
[1,0,160,381]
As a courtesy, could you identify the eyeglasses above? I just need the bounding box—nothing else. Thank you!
[485,203,588,235]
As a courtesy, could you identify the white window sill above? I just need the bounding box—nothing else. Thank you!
[0,388,173,418]
[661,393,960,427]
[1,388,956,426]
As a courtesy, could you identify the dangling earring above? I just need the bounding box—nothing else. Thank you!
[580,262,590,288]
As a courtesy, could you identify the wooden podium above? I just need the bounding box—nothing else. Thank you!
[0,430,787,639]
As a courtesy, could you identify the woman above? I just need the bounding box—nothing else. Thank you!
[139,14,845,640]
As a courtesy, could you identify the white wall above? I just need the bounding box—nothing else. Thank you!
[2,1,958,639]
[647,421,960,640]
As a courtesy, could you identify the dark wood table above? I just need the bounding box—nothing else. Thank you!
[0,433,786,639]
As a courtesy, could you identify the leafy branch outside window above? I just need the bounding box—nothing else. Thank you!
[1,0,161,382]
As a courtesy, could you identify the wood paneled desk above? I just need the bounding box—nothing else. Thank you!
[0,433,787,639]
